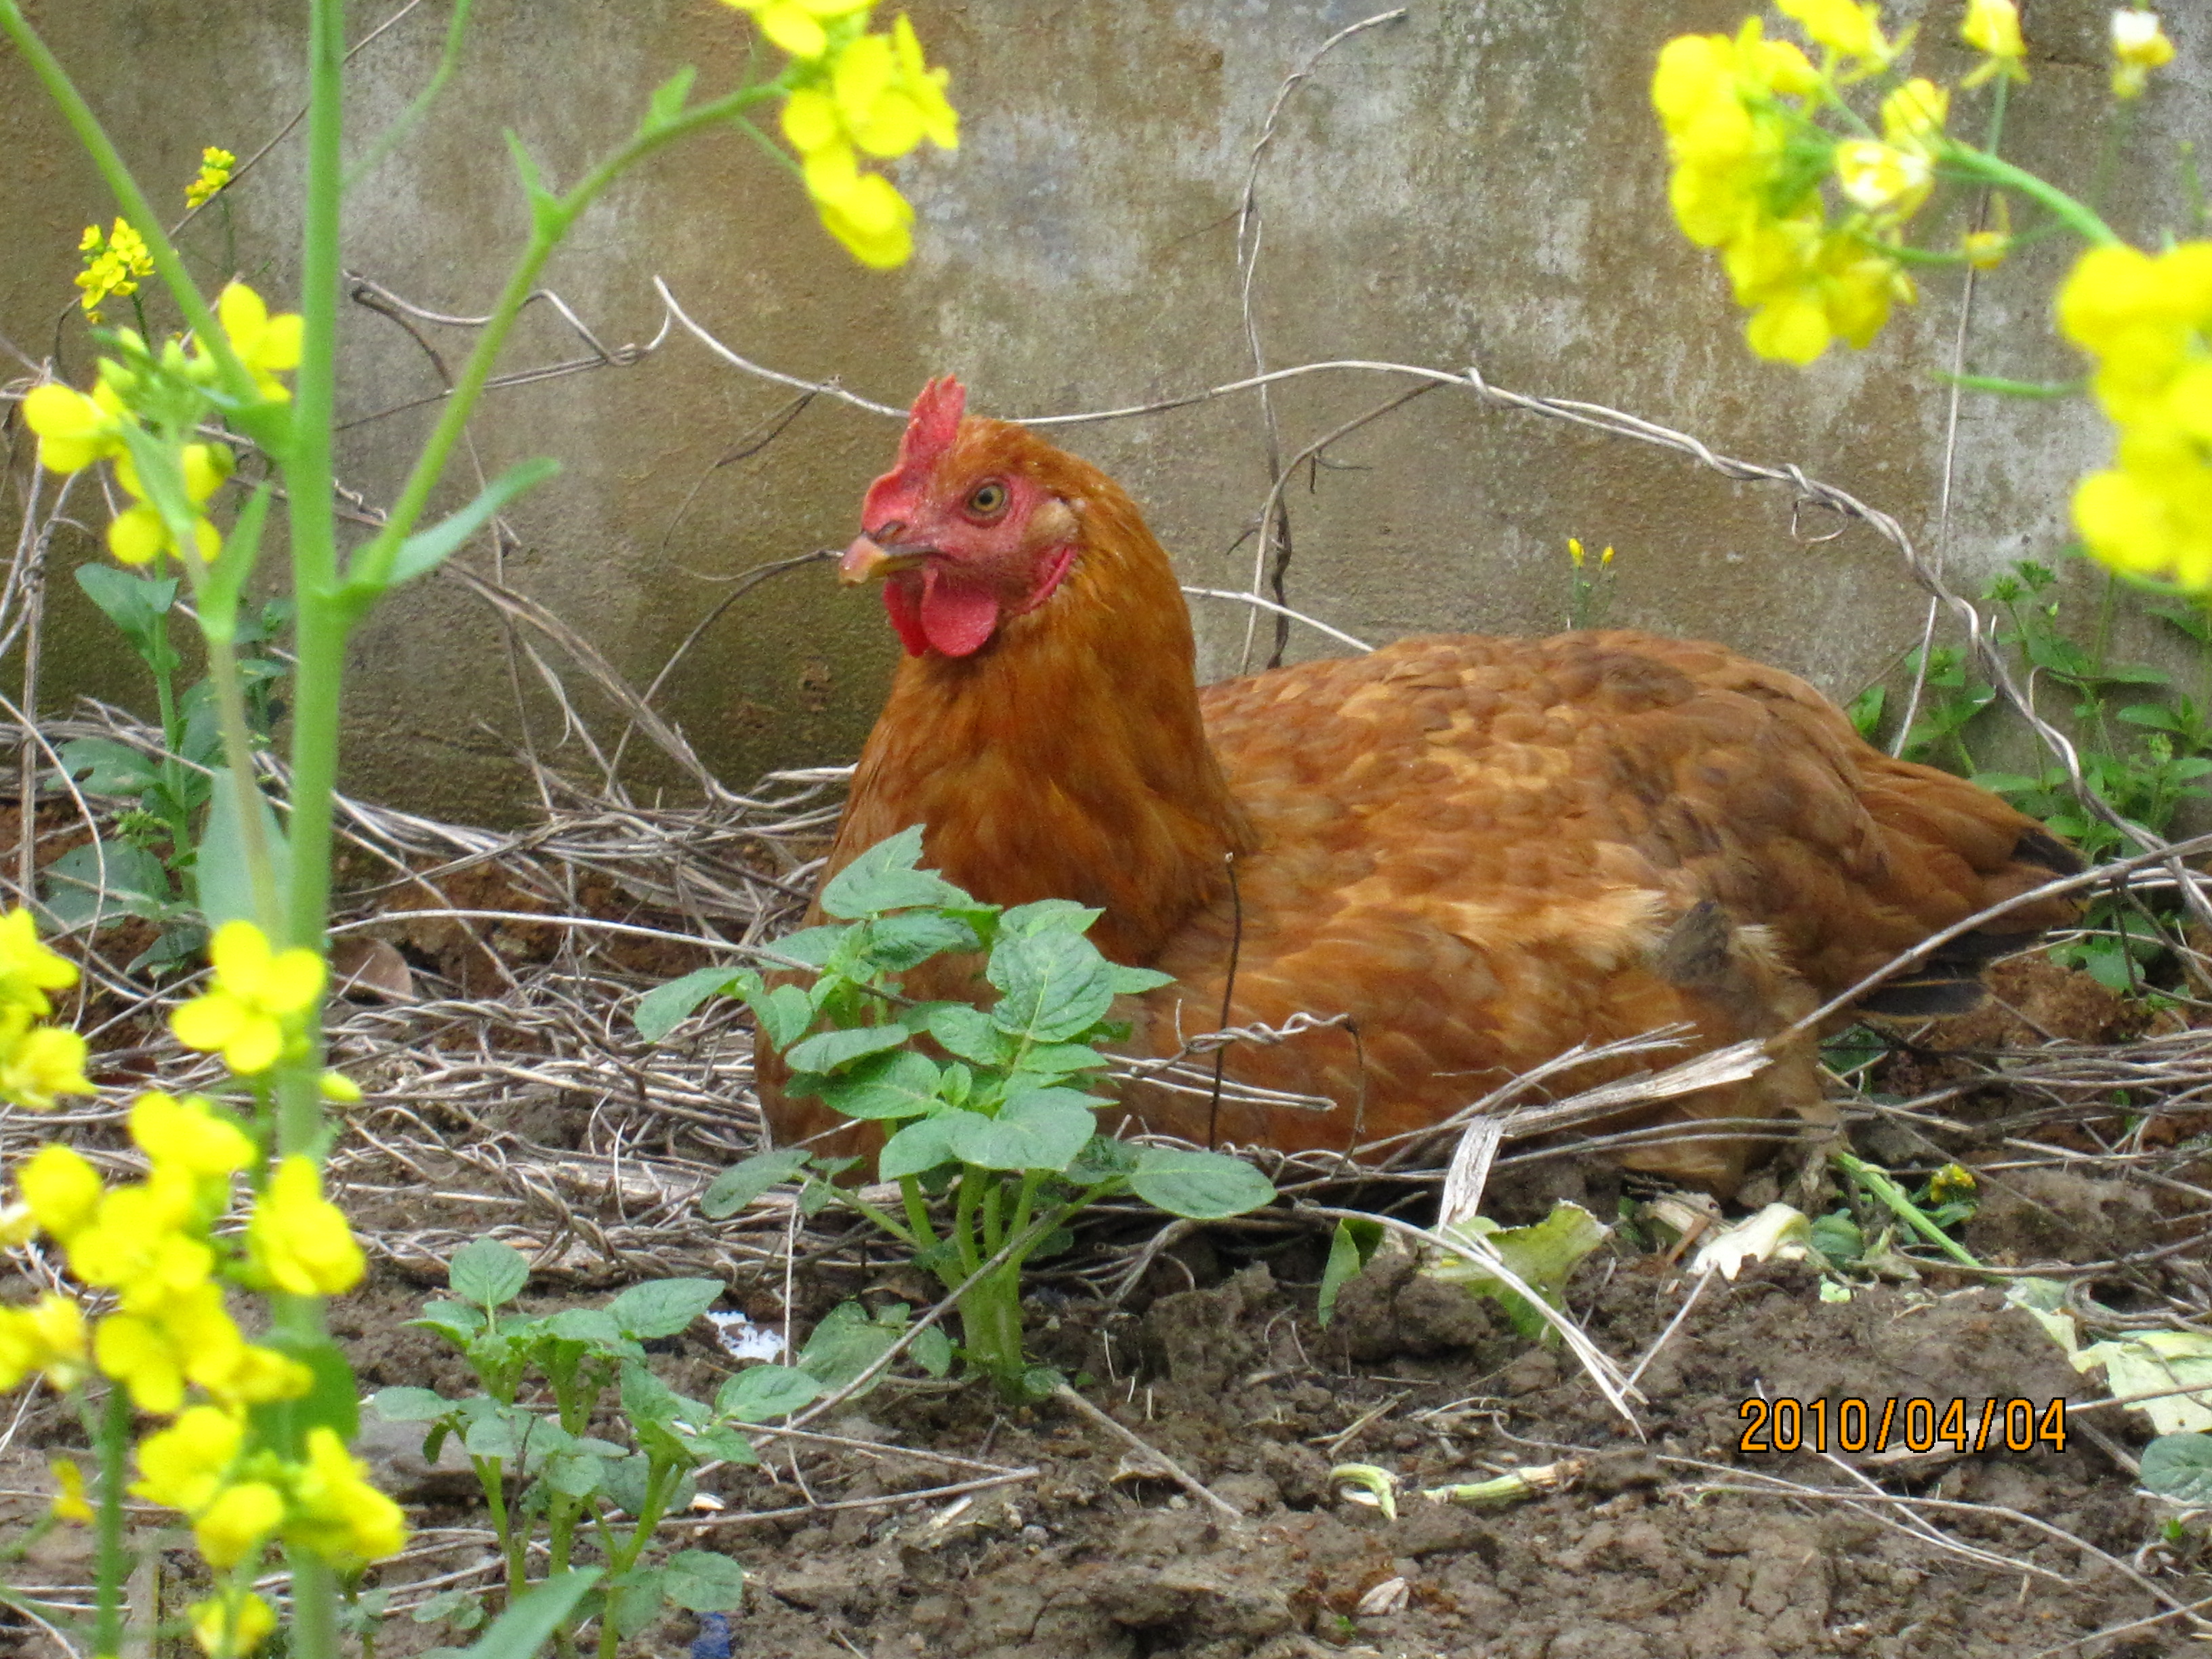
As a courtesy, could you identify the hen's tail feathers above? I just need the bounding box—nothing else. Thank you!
[1856,825,2083,1018]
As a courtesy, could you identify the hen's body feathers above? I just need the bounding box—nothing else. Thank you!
[762,388,2074,1190]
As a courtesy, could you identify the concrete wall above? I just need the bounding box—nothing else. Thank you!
[3,0,2203,822]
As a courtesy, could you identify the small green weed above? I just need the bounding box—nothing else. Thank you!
[1886,561,2212,991]
[639,827,1277,1400]
[371,1238,773,1657]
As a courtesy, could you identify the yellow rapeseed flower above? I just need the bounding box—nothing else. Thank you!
[774,14,955,268]
[287,1427,408,1561]
[0,1293,89,1391]
[49,1457,94,1524]
[197,284,303,404]
[107,441,232,566]
[19,380,130,476]
[2110,9,2174,99]
[185,146,236,211]
[194,1479,285,1568]
[2058,240,2212,587]
[1776,0,1896,71]
[133,1404,245,1511]
[191,1591,276,1658]
[1652,21,1917,363]
[16,1142,104,1244]
[171,921,324,1076]
[0,1021,93,1113]
[1834,141,1932,215]
[1961,0,2028,85]
[131,1092,255,1189]
[247,1156,365,1296]
[0,907,81,1017]
[720,0,872,59]
[75,219,155,325]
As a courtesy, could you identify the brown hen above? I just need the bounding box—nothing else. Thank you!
[759,377,2076,1191]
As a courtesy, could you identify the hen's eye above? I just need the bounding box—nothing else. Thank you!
[966,481,1009,516]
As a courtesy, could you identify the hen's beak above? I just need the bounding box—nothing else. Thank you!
[839,534,928,586]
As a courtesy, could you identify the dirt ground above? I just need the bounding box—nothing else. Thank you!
[2,960,2207,1659]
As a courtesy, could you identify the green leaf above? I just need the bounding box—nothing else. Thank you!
[634,965,751,1044]
[448,1570,601,1659]
[785,1023,909,1074]
[248,1334,359,1458]
[41,839,175,930]
[745,982,816,1050]
[1000,899,1100,935]
[409,1300,486,1343]
[662,1549,745,1612]
[684,1424,760,1465]
[863,910,979,970]
[55,737,161,796]
[607,1278,723,1340]
[2117,702,2183,731]
[607,1568,668,1637]
[640,64,698,134]
[380,458,562,598]
[988,928,1114,1043]
[925,1003,1009,1065]
[716,1364,823,1422]
[821,1050,943,1121]
[1008,1042,1109,1080]
[74,563,178,664]
[1128,1147,1275,1218]
[2140,1433,2212,1503]
[1845,682,1885,742]
[1428,1201,1612,1340]
[371,1387,452,1422]
[1107,964,1176,994]
[943,1094,1097,1172]
[197,481,274,645]
[544,1448,607,1498]
[450,1238,530,1309]
[541,1308,623,1347]
[194,774,291,931]
[878,1115,956,1181]
[796,1301,905,1395]
[819,827,968,919]
[912,1326,954,1377]
[1317,1216,1385,1327]
[766,924,846,968]
[700,1147,812,1219]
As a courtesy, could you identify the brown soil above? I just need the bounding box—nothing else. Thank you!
[1,936,2205,1657]
[236,1216,2205,1656]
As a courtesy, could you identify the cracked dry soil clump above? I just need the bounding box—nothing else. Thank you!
[270,1229,2190,1659]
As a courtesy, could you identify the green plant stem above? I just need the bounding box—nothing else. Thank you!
[1833,1152,1983,1269]
[90,1384,129,1656]
[596,1462,677,1659]
[474,1454,525,1596]
[291,1551,342,1659]
[898,1174,938,1249]
[1940,144,2122,247]
[145,613,192,853]
[344,78,778,602]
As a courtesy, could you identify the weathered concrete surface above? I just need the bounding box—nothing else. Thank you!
[3,0,2205,821]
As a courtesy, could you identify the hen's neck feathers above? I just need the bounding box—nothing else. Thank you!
[829,423,1254,964]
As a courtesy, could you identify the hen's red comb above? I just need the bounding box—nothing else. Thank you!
[901,375,966,467]
[861,376,966,529]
